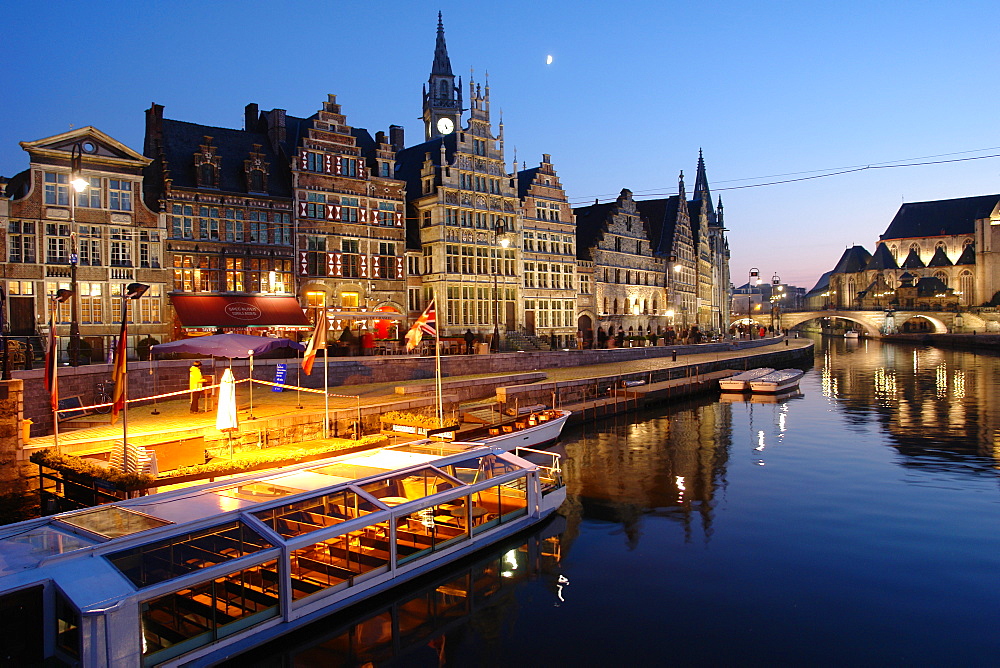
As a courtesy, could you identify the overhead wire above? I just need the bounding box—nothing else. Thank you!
[566,148,1000,204]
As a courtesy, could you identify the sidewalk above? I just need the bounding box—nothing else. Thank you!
[29,337,814,454]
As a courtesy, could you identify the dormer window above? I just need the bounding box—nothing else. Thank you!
[249,169,265,193]
[199,163,217,188]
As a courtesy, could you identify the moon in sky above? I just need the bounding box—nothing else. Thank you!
[546,55,553,65]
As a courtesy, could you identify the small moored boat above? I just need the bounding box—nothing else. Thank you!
[749,368,805,393]
[844,330,860,339]
[719,368,775,392]
[472,409,571,451]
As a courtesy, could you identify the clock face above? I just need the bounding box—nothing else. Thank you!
[437,117,454,135]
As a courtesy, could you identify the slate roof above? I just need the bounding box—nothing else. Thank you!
[900,248,926,269]
[915,276,949,297]
[3,170,30,200]
[926,246,953,267]
[153,117,294,198]
[393,133,456,251]
[635,197,677,257]
[831,245,872,274]
[956,244,976,265]
[572,201,614,261]
[866,243,899,270]
[516,166,540,200]
[880,194,1000,240]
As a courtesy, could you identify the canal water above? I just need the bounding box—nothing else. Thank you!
[231,335,1000,666]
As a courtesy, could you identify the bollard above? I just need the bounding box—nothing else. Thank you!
[785,339,789,346]
[671,349,677,362]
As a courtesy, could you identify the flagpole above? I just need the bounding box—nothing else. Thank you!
[120,296,130,474]
[323,345,329,439]
[434,297,443,424]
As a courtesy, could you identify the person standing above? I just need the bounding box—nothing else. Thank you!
[464,329,475,354]
[189,360,204,413]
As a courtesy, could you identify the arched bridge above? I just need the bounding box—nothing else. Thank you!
[732,310,995,337]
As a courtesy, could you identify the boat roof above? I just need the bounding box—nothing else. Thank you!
[0,441,540,610]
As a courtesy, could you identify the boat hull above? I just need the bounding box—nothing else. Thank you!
[475,409,571,451]
[749,369,805,394]
[718,368,775,392]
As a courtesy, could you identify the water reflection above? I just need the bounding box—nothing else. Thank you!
[817,336,1000,474]
[222,522,565,667]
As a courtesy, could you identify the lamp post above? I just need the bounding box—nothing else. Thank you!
[748,268,760,339]
[491,224,510,353]
[68,144,89,366]
[116,283,149,473]
[770,273,783,333]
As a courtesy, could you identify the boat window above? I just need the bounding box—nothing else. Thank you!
[254,489,379,539]
[57,506,171,539]
[309,462,393,480]
[216,481,305,502]
[106,520,272,588]
[396,498,472,566]
[471,476,529,536]
[0,527,94,576]
[441,453,523,486]
[288,517,391,602]
[140,559,279,666]
[55,586,80,659]
[360,468,459,506]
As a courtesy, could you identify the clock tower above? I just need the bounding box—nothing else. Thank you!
[423,12,462,140]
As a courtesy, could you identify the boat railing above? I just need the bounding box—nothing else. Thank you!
[513,447,564,491]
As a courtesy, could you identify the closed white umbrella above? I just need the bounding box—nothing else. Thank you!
[216,368,239,456]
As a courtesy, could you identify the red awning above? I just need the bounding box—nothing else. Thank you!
[170,295,310,329]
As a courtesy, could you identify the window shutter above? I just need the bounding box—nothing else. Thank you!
[330,252,342,277]
[298,201,307,217]
[395,211,403,227]
[396,256,404,277]
[324,155,333,174]
[334,156,342,176]
[298,250,308,275]
[332,205,341,222]
[360,255,369,278]
[360,207,367,224]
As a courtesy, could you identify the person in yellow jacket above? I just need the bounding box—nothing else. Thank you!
[189,360,205,413]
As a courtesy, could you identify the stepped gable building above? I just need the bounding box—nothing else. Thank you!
[824,194,1000,309]
[3,127,168,363]
[143,104,304,335]
[574,189,668,341]
[396,15,522,342]
[288,95,407,338]
[144,98,407,338]
[516,154,578,349]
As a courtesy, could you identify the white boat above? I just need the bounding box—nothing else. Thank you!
[749,368,805,393]
[471,408,571,451]
[844,330,860,339]
[719,367,775,392]
[0,441,565,667]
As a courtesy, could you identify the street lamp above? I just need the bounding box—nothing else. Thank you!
[748,268,760,339]
[770,274,783,332]
[68,143,89,367]
[491,225,511,352]
[116,283,149,473]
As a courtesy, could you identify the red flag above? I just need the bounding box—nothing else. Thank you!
[44,311,58,412]
[110,318,128,425]
[302,315,327,375]
[405,300,437,351]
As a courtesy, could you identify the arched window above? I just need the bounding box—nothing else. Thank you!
[652,298,658,313]
[603,297,608,314]
[626,271,631,284]
[963,238,973,249]
[889,244,898,260]
[960,270,974,303]
[934,271,948,287]
[439,80,448,97]
[613,298,619,314]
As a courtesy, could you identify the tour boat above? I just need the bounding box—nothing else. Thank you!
[844,330,860,339]
[469,409,572,451]
[748,368,805,393]
[0,441,565,667]
[718,368,776,392]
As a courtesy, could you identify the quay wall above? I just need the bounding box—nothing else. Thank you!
[16,337,791,436]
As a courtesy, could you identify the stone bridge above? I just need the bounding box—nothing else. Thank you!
[732,310,1000,337]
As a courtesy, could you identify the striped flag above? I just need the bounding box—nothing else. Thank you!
[110,317,128,425]
[302,315,327,375]
[44,311,59,412]
[405,300,437,351]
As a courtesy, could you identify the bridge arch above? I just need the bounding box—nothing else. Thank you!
[761,311,951,336]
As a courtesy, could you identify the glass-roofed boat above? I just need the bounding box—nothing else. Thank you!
[0,440,565,667]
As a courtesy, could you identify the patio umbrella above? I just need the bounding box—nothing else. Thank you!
[215,368,239,456]
[150,333,305,359]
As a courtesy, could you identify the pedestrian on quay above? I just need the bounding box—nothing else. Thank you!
[189,360,204,413]
[464,328,475,354]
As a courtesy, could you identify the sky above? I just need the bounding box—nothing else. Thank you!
[3,0,999,291]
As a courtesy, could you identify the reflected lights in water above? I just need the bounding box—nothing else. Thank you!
[936,363,948,399]
[874,367,897,406]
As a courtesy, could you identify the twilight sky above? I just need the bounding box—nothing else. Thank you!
[3,0,998,291]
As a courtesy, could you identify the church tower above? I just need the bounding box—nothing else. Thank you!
[422,12,462,140]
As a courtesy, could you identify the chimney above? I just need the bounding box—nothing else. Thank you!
[265,109,286,150]
[375,131,386,146]
[389,124,405,152]
[245,103,259,131]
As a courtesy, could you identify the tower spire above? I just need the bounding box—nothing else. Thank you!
[692,148,717,223]
[432,11,453,76]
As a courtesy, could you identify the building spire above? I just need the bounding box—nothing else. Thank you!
[692,148,716,223]
[432,11,453,76]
